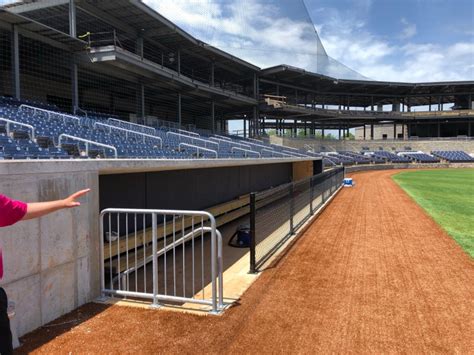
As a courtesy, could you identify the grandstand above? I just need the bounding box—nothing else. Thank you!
[0,0,473,349]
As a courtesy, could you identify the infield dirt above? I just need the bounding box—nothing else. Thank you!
[19,170,474,354]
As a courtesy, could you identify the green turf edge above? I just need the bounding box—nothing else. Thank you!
[392,169,474,258]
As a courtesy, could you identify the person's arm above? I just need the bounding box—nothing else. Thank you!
[22,189,91,221]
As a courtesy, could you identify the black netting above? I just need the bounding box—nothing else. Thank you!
[251,167,344,271]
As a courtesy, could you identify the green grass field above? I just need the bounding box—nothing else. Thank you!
[393,169,474,258]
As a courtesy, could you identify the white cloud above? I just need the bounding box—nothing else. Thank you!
[145,0,474,82]
[400,18,417,39]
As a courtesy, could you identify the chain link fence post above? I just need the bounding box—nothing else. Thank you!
[289,184,295,235]
[249,192,257,274]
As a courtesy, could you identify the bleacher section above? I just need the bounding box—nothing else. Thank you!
[371,151,411,163]
[1,98,472,165]
[432,151,474,162]
[0,98,315,160]
[401,152,440,163]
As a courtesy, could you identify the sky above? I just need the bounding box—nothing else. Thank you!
[144,0,474,83]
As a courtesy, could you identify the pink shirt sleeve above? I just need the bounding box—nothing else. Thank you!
[0,194,28,227]
[0,194,27,279]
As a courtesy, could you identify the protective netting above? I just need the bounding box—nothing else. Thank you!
[143,0,367,79]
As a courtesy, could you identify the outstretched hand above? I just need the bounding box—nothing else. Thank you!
[62,189,91,208]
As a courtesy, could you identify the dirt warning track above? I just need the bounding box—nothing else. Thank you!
[20,170,473,354]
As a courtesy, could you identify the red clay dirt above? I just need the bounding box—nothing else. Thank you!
[18,170,474,354]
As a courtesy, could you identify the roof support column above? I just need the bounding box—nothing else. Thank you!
[69,0,77,38]
[211,62,215,86]
[322,126,325,140]
[243,117,247,138]
[438,96,442,111]
[371,96,374,111]
[293,119,297,137]
[363,125,366,140]
[11,24,20,100]
[177,50,181,75]
[393,123,397,140]
[71,61,78,114]
[177,93,182,127]
[402,123,405,139]
[211,101,215,133]
[276,84,280,96]
[136,82,145,120]
[370,124,374,140]
[429,97,432,112]
[136,36,144,59]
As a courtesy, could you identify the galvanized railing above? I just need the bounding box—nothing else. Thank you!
[99,209,224,314]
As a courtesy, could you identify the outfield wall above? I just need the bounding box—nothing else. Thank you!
[345,163,474,173]
[0,157,317,337]
[271,136,474,153]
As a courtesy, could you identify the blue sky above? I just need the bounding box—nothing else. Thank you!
[145,0,474,82]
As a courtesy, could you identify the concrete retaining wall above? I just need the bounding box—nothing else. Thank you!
[345,163,474,173]
[0,168,99,337]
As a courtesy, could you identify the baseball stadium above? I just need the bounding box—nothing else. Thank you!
[0,0,472,353]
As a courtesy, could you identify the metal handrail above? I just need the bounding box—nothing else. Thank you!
[167,131,219,149]
[99,208,224,313]
[247,141,274,150]
[58,134,118,158]
[19,104,81,125]
[262,149,292,157]
[213,134,232,141]
[283,150,311,158]
[179,143,218,158]
[175,128,199,137]
[94,122,163,148]
[0,117,36,140]
[231,146,261,158]
[107,117,156,135]
[209,137,251,150]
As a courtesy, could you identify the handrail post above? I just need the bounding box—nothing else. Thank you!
[151,213,159,308]
[217,230,224,309]
[99,213,105,299]
[210,215,218,313]
[249,192,257,274]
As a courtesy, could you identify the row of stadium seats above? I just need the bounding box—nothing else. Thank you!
[431,151,474,162]
[0,97,317,160]
[1,97,473,164]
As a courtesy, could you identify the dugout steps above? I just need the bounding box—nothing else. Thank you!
[104,195,251,274]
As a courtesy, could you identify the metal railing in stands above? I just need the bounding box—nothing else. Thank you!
[246,137,264,144]
[175,128,199,137]
[247,141,274,151]
[99,209,224,314]
[231,146,261,158]
[213,134,232,141]
[209,137,252,150]
[166,131,219,149]
[107,117,156,135]
[58,134,118,158]
[0,117,36,140]
[179,143,218,158]
[93,122,163,148]
[19,104,81,125]
[282,150,311,158]
[262,149,292,158]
